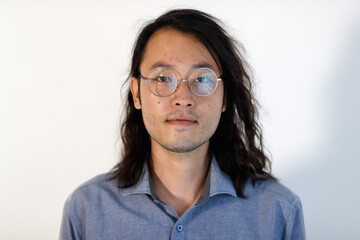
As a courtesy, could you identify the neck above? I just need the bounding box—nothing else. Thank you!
[149,141,210,216]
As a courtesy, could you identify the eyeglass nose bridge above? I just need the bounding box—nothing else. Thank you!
[173,78,192,92]
[177,79,188,82]
[176,78,190,86]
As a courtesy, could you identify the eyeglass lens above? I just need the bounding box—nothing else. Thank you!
[148,68,218,97]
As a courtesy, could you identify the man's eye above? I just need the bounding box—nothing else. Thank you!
[153,76,171,82]
[194,77,212,83]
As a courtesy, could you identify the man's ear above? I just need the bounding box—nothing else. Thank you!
[222,104,226,112]
[130,77,141,109]
[222,96,227,112]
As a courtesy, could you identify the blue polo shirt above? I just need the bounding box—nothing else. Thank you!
[60,157,305,239]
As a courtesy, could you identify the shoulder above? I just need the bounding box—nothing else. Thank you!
[244,178,302,217]
[64,172,120,211]
[244,179,306,238]
[60,173,127,238]
[246,178,299,202]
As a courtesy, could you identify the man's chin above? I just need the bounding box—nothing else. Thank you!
[160,141,208,153]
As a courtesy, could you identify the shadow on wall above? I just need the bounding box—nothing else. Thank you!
[282,21,360,240]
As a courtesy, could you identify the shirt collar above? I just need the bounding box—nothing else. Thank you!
[121,156,237,201]
[196,156,237,205]
[121,162,152,196]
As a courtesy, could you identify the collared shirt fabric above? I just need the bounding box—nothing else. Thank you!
[60,158,306,240]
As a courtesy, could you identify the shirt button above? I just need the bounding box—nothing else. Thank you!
[177,224,183,232]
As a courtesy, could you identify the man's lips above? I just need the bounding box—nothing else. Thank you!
[166,116,197,126]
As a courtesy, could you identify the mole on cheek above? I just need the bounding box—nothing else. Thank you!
[158,101,161,104]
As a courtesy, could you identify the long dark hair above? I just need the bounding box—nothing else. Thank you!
[110,9,275,198]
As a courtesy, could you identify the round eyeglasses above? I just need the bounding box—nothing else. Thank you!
[139,67,222,97]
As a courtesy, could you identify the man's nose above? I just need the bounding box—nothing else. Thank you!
[170,79,195,107]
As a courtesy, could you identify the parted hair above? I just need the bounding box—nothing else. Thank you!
[110,9,275,197]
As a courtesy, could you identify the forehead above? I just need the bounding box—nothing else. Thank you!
[140,28,220,74]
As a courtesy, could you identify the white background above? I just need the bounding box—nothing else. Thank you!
[1,0,360,239]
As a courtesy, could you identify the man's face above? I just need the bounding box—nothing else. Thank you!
[131,27,226,153]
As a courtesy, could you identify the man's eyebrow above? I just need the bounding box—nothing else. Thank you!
[149,62,216,71]
[191,63,216,70]
[149,62,174,70]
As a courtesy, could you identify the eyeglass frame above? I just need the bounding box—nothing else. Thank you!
[138,67,222,97]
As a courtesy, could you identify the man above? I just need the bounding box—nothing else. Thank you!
[60,9,305,239]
